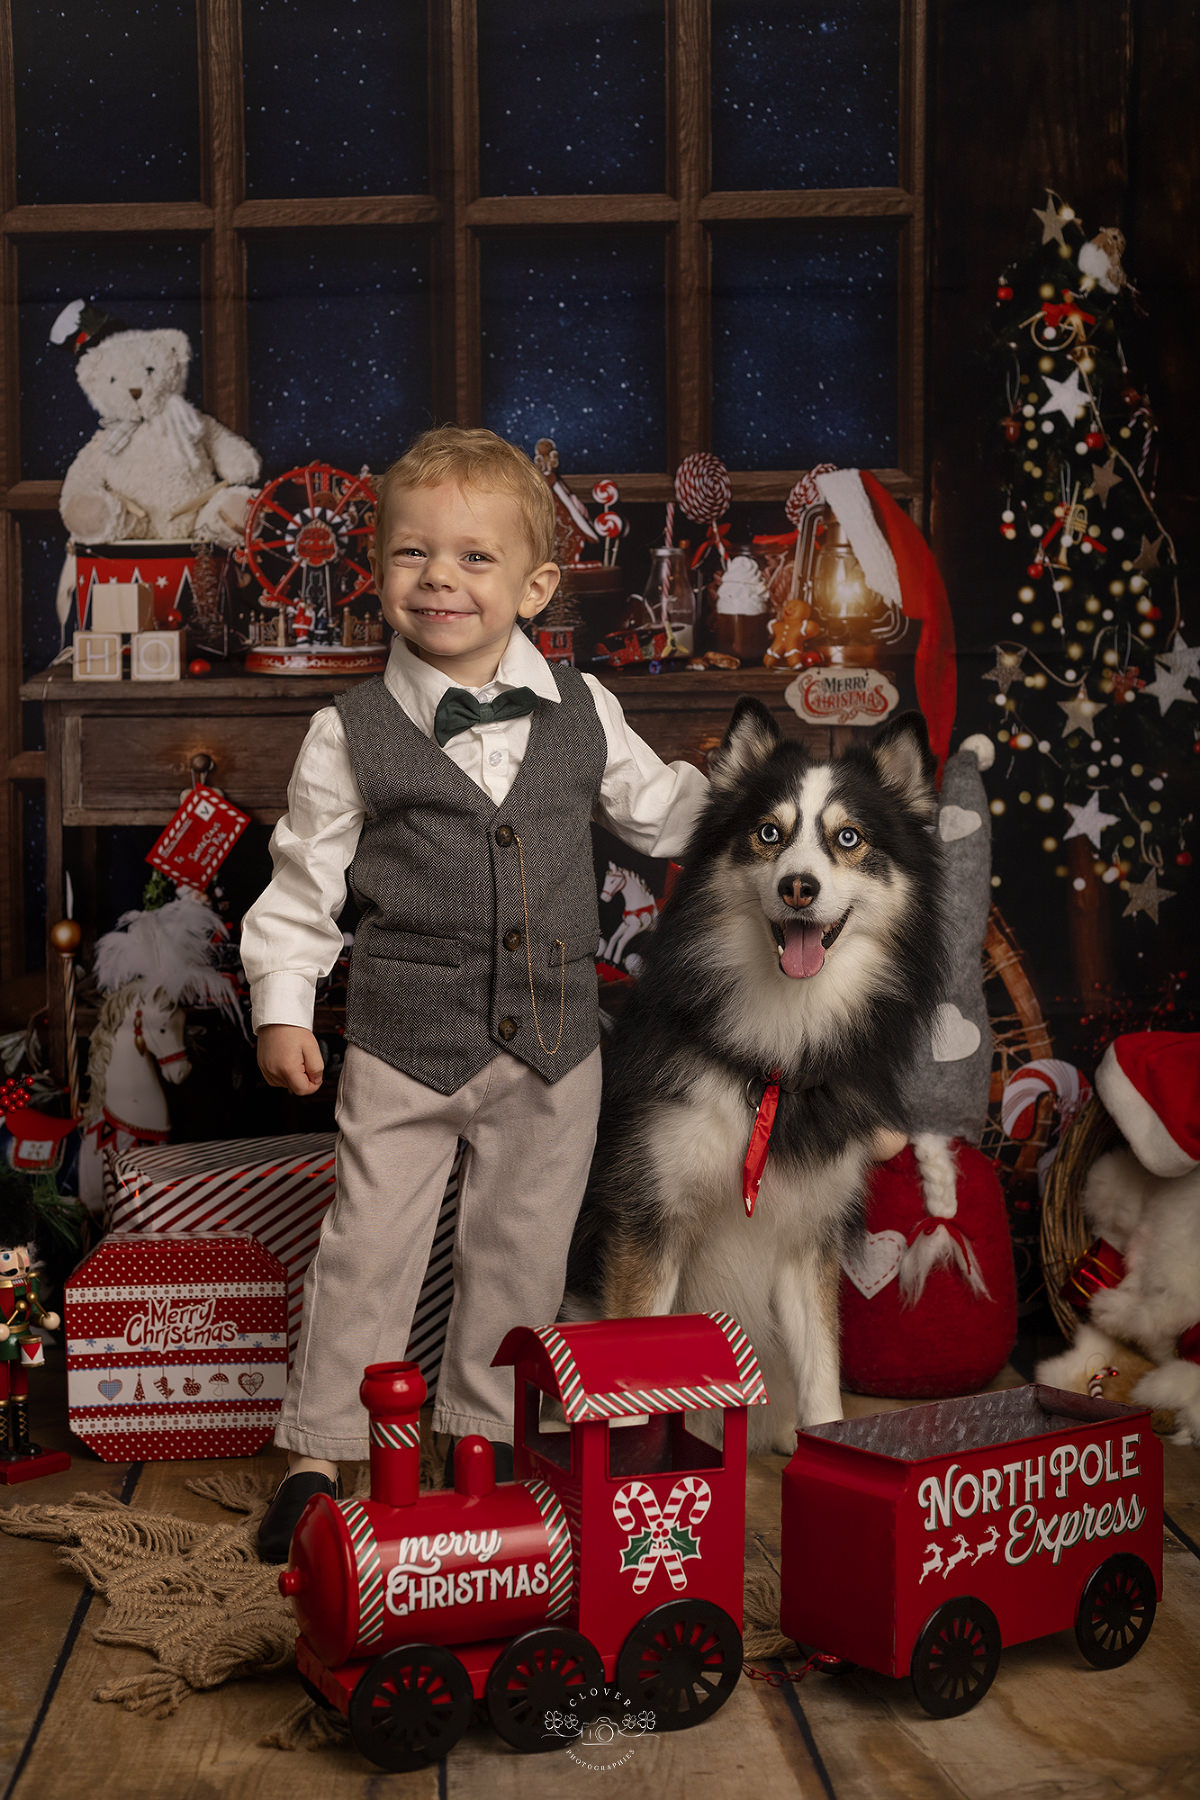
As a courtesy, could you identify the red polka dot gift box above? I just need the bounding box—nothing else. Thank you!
[65,1232,288,1461]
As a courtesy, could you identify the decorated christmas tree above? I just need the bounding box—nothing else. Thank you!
[985,192,1196,933]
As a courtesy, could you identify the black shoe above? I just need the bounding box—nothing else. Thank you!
[257,1468,341,1564]
[443,1438,514,1487]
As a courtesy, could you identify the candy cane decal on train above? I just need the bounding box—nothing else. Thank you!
[780,1383,1164,1717]
[279,1312,766,1771]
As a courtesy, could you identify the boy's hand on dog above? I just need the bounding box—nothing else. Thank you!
[258,1024,325,1096]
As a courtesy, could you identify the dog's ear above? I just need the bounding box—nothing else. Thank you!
[869,711,938,821]
[709,696,782,792]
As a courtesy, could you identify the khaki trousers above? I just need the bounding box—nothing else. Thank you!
[275,1043,602,1461]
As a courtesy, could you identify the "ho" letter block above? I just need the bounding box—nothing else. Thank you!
[131,631,182,681]
[72,632,122,682]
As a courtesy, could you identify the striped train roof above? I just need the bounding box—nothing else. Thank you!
[493,1311,767,1422]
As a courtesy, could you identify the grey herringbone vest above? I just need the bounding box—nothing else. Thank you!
[336,665,606,1094]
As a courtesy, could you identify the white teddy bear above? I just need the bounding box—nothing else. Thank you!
[52,299,261,556]
[1038,1149,1200,1445]
[1036,1031,1200,1447]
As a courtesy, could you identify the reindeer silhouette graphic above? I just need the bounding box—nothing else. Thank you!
[919,1542,945,1584]
[973,1526,1001,1563]
[944,1534,973,1575]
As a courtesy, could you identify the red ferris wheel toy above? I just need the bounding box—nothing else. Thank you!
[242,462,387,674]
[244,462,377,613]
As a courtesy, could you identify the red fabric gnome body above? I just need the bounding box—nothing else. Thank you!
[840,1139,1017,1399]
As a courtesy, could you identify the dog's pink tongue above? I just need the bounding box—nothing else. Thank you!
[781,921,825,978]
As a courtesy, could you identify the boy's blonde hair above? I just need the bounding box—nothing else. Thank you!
[374,425,557,569]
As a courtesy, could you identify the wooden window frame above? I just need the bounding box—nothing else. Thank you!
[0,0,926,979]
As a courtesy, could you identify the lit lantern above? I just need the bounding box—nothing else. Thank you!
[809,518,892,666]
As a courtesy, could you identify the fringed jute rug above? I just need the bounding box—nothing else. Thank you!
[1,1470,797,1753]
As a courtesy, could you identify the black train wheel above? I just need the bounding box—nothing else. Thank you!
[1075,1554,1157,1668]
[616,1599,742,1732]
[348,1643,474,1771]
[910,1598,1001,1718]
[486,1626,605,1752]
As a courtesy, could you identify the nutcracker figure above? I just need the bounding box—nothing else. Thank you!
[0,1171,70,1481]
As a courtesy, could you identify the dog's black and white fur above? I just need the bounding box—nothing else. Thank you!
[567,699,946,1451]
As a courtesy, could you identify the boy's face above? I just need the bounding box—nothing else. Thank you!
[372,481,559,687]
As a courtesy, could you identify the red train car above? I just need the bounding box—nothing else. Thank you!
[281,1311,767,1769]
[781,1384,1163,1716]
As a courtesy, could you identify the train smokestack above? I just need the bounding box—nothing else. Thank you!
[360,1360,426,1508]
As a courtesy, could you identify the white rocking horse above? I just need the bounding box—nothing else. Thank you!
[598,862,660,967]
[78,897,240,1210]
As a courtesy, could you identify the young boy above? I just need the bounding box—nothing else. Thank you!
[243,426,708,1558]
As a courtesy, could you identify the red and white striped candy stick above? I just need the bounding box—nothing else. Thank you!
[784,463,838,597]
[664,500,675,548]
[675,451,732,565]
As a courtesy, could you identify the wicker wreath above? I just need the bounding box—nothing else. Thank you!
[1039,1095,1122,1338]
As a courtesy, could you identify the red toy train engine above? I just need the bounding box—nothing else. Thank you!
[281,1311,767,1770]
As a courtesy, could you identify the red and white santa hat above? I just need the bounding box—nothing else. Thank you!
[1094,1030,1200,1179]
[815,469,957,780]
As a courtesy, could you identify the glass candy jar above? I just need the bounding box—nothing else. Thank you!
[640,546,697,655]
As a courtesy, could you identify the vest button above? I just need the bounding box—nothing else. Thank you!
[498,1017,519,1040]
[503,929,522,952]
[495,825,513,846]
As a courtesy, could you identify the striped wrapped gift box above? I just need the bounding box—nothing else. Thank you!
[104,1133,460,1388]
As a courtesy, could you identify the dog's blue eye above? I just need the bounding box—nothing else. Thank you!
[757,822,781,845]
[837,827,862,849]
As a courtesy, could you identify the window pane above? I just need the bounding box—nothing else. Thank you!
[243,0,427,198]
[18,237,204,481]
[478,0,665,195]
[20,517,70,686]
[711,0,900,190]
[480,231,665,470]
[246,230,431,475]
[711,222,899,469]
[12,0,200,203]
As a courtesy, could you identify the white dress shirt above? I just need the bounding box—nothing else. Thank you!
[241,631,709,1031]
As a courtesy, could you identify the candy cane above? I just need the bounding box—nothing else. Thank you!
[612,1477,712,1594]
[1001,1059,1091,1143]
[784,464,838,598]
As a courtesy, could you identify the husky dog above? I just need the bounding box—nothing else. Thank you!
[567,699,946,1452]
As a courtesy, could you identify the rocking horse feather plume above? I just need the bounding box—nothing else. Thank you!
[93,898,240,1018]
[78,899,242,1205]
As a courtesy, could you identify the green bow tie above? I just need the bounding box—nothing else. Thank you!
[433,685,538,748]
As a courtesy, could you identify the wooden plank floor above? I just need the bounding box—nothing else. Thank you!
[3,1353,1198,1800]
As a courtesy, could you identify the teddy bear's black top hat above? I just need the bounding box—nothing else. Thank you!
[48,298,127,358]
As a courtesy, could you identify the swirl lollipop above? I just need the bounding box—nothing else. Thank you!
[675,452,731,565]
[593,507,624,568]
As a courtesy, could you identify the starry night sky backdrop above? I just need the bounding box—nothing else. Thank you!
[11,0,907,960]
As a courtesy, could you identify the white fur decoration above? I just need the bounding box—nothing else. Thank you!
[898,1133,991,1306]
[959,732,995,771]
[93,897,240,1020]
[814,468,903,607]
